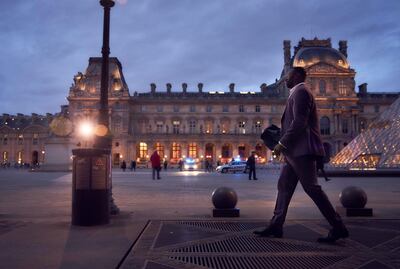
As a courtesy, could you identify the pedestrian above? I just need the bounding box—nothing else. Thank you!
[130,160,134,171]
[150,151,161,180]
[254,67,348,243]
[163,159,168,170]
[246,151,258,180]
[204,159,209,172]
[132,160,136,171]
[178,159,183,171]
[121,160,127,172]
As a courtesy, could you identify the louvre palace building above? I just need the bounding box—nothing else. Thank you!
[1,38,399,168]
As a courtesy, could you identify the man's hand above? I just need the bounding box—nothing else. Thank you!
[272,142,286,159]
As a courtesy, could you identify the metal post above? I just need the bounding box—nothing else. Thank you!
[95,0,119,214]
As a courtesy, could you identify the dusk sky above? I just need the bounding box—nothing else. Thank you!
[1,0,399,114]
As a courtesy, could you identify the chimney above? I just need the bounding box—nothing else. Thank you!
[198,83,203,93]
[358,83,368,94]
[166,83,172,93]
[339,40,348,57]
[150,83,156,93]
[182,83,187,93]
[229,83,235,93]
[283,40,291,66]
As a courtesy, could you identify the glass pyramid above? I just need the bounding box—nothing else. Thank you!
[331,97,400,169]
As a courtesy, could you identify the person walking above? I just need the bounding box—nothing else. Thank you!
[246,151,257,180]
[150,151,161,180]
[254,67,348,243]
[121,160,127,172]
[163,159,168,170]
[130,160,135,171]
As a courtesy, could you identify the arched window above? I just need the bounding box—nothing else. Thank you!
[171,142,181,160]
[319,80,326,95]
[139,142,147,159]
[338,80,347,96]
[188,143,197,158]
[320,117,330,135]
[221,144,231,158]
[155,143,164,159]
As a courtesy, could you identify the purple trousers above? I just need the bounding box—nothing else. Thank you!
[270,155,343,228]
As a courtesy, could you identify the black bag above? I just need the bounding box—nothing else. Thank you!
[260,124,281,151]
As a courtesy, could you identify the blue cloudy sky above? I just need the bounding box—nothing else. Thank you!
[0,0,399,114]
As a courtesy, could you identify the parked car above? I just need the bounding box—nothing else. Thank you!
[216,161,247,173]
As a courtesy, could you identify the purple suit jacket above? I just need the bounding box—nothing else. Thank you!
[280,83,325,158]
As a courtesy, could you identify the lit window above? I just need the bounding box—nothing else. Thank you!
[221,144,231,158]
[188,143,197,158]
[18,134,23,145]
[155,143,164,159]
[172,142,181,160]
[139,142,147,159]
[2,151,8,162]
[338,80,347,96]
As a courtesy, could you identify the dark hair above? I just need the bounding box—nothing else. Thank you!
[293,67,307,81]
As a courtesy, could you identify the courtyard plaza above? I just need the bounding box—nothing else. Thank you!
[0,168,399,268]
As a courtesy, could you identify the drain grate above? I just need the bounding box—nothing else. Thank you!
[178,221,264,232]
[170,235,329,253]
[170,255,347,269]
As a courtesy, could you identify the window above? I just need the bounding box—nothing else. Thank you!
[255,105,261,112]
[338,80,347,96]
[221,144,231,158]
[360,120,366,131]
[2,135,8,145]
[342,119,348,134]
[205,122,212,134]
[156,121,163,133]
[188,143,197,158]
[18,134,23,145]
[189,120,196,134]
[239,105,244,112]
[155,143,164,159]
[319,80,326,95]
[374,105,380,113]
[172,121,180,134]
[32,133,39,145]
[255,121,262,133]
[271,106,277,113]
[17,151,23,164]
[112,117,122,134]
[173,105,179,113]
[2,151,8,162]
[140,105,146,112]
[172,142,181,160]
[139,142,147,159]
[206,105,212,113]
[190,105,196,112]
[222,105,229,112]
[156,106,163,113]
[320,117,330,135]
[238,121,246,134]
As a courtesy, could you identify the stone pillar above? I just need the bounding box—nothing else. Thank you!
[150,83,156,93]
[182,83,187,93]
[229,83,235,93]
[166,83,172,93]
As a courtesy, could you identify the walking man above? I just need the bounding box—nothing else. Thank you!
[254,67,348,243]
[150,151,161,180]
[246,151,257,180]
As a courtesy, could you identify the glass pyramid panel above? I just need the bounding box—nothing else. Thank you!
[331,97,400,169]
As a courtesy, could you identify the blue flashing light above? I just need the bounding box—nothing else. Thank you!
[185,158,195,164]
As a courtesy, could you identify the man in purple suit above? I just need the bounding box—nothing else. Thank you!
[254,67,349,243]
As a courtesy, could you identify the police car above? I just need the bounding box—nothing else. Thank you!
[183,158,199,170]
[216,161,247,173]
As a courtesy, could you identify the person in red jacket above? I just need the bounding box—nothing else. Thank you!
[150,150,161,180]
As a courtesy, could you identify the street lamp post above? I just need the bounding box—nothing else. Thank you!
[95,0,119,214]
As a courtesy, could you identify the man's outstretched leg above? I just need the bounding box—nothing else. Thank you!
[287,155,349,243]
[254,163,298,238]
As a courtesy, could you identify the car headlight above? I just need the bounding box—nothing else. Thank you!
[193,164,198,169]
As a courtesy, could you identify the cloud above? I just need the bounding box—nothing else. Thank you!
[0,0,399,114]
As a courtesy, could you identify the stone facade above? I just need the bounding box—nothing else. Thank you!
[1,38,399,167]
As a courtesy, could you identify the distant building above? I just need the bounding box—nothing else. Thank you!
[1,38,399,167]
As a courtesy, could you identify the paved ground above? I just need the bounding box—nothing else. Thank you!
[0,168,399,268]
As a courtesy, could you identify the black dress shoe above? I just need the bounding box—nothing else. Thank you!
[253,227,283,238]
[254,178,258,180]
[317,227,349,243]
